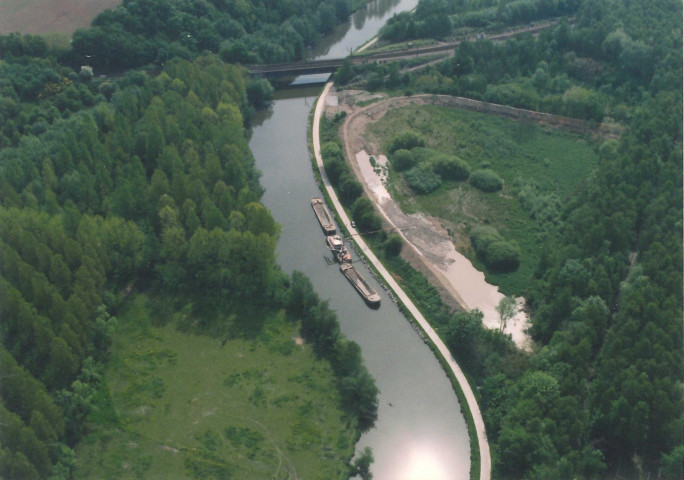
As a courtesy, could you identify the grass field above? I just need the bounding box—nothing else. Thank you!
[0,0,121,36]
[74,294,356,480]
[366,104,598,294]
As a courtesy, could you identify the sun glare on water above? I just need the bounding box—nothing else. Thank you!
[396,446,451,480]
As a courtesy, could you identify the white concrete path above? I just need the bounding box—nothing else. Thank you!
[312,82,491,480]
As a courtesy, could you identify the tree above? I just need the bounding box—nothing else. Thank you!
[246,78,274,108]
[383,234,403,257]
[351,446,374,480]
[387,130,426,153]
[390,149,414,171]
[469,169,503,192]
[496,296,517,332]
[433,155,470,181]
[335,58,354,85]
[404,165,442,194]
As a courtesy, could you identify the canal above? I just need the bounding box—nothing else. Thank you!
[248,1,471,478]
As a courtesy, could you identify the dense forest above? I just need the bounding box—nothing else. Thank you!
[0,1,379,478]
[335,0,682,478]
[63,0,364,72]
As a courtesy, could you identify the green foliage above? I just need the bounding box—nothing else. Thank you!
[433,154,471,181]
[285,272,379,431]
[66,0,363,72]
[351,197,382,234]
[335,57,354,85]
[386,130,426,153]
[469,169,503,192]
[351,446,374,479]
[383,234,403,257]
[73,293,359,479]
[404,164,442,194]
[390,148,414,171]
[246,78,274,108]
[470,225,519,272]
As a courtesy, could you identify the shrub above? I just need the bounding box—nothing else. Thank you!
[469,169,503,192]
[352,197,382,233]
[433,154,471,181]
[324,157,346,185]
[409,146,439,164]
[322,142,345,162]
[470,225,519,272]
[383,234,403,257]
[338,174,363,205]
[485,241,520,271]
[391,149,414,171]
[405,165,442,194]
[387,130,426,153]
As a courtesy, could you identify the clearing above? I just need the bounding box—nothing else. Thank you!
[74,294,357,480]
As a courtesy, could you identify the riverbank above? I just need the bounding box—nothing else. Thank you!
[312,82,492,480]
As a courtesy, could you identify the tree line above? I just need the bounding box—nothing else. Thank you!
[60,0,361,72]
[346,0,680,127]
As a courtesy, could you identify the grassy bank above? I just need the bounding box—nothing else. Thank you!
[74,294,357,480]
[365,103,598,295]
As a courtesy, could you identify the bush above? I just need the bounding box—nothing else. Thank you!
[470,225,519,272]
[246,78,274,108]
[405,165,442,194]
[387,130,426,153]
[391,149,414,171]
[324,158,343,185]
[408,146,439,164]
[352,197,382,233]
[383,234,403,257]
[469,169,503,192]
[485,241,520,271]
[338,174,363,205]
[433,154,471,181]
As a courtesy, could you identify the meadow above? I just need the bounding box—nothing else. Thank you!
[366,104,599,294]
[74,294,357,480]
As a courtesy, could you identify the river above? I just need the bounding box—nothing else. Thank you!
[248,1,471,479]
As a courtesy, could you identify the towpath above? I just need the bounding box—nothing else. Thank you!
[312,81,492,480]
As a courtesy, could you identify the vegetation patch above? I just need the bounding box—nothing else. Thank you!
[74,294,357,480]
[367,103,598,294]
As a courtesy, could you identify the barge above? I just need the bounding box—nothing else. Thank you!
[326,234,352,263]
[311,197,336,235]
[340,263,381,308]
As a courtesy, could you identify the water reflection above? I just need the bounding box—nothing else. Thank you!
[396,443,451,480]
[353,0,402,29]
[311,0,419,59]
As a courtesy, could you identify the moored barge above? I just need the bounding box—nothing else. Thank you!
[326,234,352,263]
[311,197,336,235]
[340,263,381,308]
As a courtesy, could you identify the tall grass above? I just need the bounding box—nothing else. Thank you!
[74,294,357,480]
